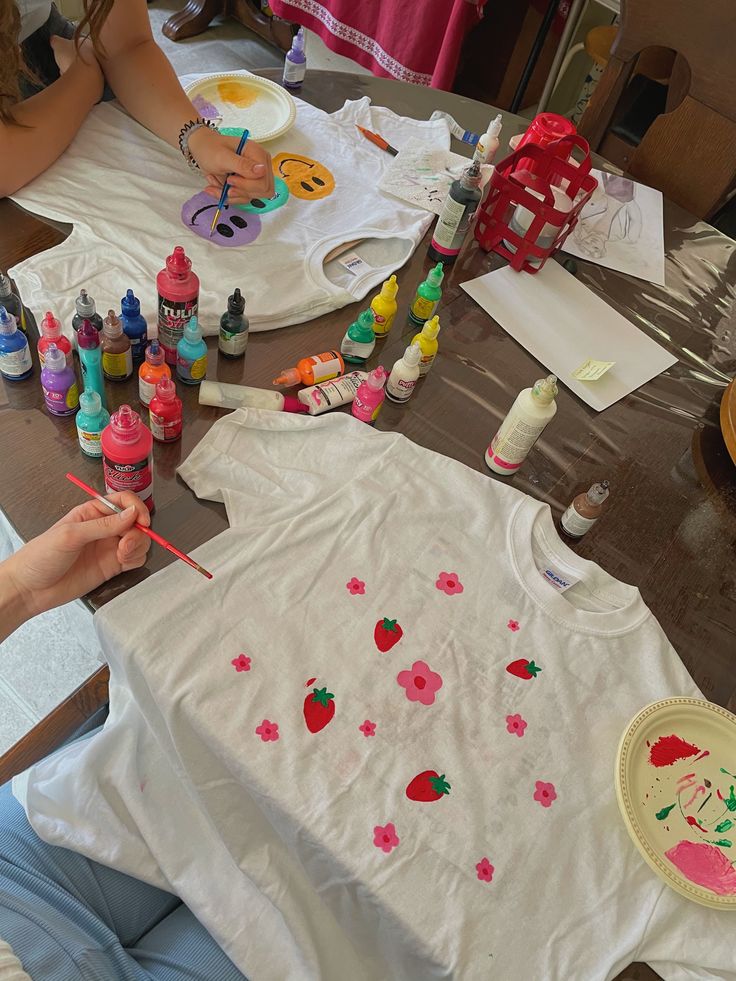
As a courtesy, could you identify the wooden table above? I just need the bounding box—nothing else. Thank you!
[1,70,734,981]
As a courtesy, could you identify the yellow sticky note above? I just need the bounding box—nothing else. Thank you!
[571,359,616,382]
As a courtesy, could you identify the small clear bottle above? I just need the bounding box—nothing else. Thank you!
[561,481,610,538]
[386,344,422,404]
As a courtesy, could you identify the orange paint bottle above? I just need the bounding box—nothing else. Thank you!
[138,339,171,407]
[273,350,344,387]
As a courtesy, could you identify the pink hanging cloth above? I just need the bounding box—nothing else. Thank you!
[268,0,487,90]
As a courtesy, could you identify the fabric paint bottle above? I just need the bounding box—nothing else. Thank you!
[485,375,558,475]
[120,289,148,365]
[77,319,106,408]
[101,310,133,381]
[427,161,482,265]
[472,113,503,165]
[369,274,398,338]
[157,246,199,366]
[407,263,444,329]
[283,27,306,89]
[75,390,109,458]
[40,343,79,416]
[218,288,249,360]
[71,289,103,349]
[38,311,72,368]
[411,314,440,377]
[386,343,422,404]
[352,366,387,424]
[0,306,32,381]
[101,404,154,512]
[273,350,344,387]
[561,481,610,538]
[297,371,367,415]
[138,339,171,406]
[340,309,376,365]
[149,377,183,443]
[199,381,309,413]
[0,273,26,333]
[176,316,208,385]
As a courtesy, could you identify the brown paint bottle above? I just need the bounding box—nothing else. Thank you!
[101,310,133,381]
[561,481,610,538]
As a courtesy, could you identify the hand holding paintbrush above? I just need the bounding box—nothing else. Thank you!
[209,128,250,237]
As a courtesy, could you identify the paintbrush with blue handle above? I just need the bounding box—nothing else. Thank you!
[209,128,250,238]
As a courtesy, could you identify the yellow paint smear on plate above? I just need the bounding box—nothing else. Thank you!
[217,81,258,108]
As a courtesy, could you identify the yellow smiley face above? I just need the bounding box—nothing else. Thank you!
[273,153,335,200]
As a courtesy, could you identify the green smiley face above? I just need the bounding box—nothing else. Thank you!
[236,177,290,215]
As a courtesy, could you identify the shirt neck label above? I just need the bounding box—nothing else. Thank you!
[540,563,580,592]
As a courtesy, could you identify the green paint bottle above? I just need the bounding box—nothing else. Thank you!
[408,262,444,329]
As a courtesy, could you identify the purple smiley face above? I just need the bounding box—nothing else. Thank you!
[181,191,262,248]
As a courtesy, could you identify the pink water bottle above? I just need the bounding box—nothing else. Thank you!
[101,404,154,512]
[157,245,199,366]
[352,366,387,425]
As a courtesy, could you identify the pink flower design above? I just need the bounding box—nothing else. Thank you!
[476,857,495,882]
[359,720,376,737]
[373,822,400,853]
[506,714,527,737]
[507,619,520,632]
[397,660,443,706]
[435,571,464,595]
[346,577,366,595]
[534,781,557,808]
[255,719,279,742]
[231,653,251,672]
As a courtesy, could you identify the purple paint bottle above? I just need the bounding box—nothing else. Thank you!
[283,27,306,89]
[41,343,79,416]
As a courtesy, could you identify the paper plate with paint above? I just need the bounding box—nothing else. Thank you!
[184,73,296,142]
[616,697,736,910]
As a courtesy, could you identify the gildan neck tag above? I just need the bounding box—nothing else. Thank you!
[540,563,580,592]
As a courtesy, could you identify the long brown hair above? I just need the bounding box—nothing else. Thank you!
[1,0,112,123]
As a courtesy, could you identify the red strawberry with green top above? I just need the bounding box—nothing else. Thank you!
[303,686,335,733]
[506,658,542,680]
[406,770,451,803]
[374,617,403,652]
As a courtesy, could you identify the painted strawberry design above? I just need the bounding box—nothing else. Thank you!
[374,617,403,653]
[406,770,451,803]
[506,658,542,680]
[303,686,335,733]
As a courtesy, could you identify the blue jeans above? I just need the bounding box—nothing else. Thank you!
[0,782,247,980]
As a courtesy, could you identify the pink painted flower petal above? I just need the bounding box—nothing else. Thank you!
[397,660,443,706]
[231,654,251,672]
[373,822,399,853]
[534,781,557,807]
[507,619,520,632]
[505,714,527,737]
[476,857,495,882]
[359,720,376,737]
[435,571,464,595]
[346,577,366,595]
[255,719,280,742]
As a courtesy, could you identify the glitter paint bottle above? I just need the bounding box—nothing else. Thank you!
[157,246,199,366]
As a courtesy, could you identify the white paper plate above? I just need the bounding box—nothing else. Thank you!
[616,697,736,910]
[184,73,296,143]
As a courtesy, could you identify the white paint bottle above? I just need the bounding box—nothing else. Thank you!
[485,374,558,475]
[386,344,422,404]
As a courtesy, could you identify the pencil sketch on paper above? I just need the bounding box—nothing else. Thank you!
[562,169,665,286]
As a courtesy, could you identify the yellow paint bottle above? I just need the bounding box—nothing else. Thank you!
[369,274,399,338]
[411,314,440,377]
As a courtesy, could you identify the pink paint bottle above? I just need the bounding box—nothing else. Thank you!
[352,366,387,425]
[101,404,154,512]
[38,311,72,368]
[157,246,199,366]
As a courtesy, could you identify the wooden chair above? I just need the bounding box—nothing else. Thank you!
[578,0,736,219]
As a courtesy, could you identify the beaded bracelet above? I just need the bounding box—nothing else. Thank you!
[178,118,218,171]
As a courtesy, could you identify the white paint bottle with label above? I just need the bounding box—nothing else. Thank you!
[485,375,558,474]
[386,344,421,403]
[561,481,610,537]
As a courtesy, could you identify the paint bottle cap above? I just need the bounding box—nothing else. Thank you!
[0,274,12,298]
[282,395,310,414]
[367,366,387,391]
[532,374,558,405]
[347,310,376,343]
[461,161,482,188]
[103,310,123,337]
[145,339,164,365]
[166,245,192,280]
[183,316,203,344]
[228,288,246,316]
[586,481,610,506]
[40,311,62,339]
[77,319,100,349]
[0,306,17,333]
[155,377,177,402]
[402,344,422,368]
[427,263,444,288]
[291,26,305,53]
[43,343,66,372]
[79,389,102,416]
[420,315,440,340]
[380,274,398,299]
[75,289,97,318]
[121,289,141,318]
[273,367,301,387]
[109,404,141,444]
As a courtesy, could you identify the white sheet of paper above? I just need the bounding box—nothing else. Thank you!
[561,170,666,286]
[378,138,470,215]
[460,261,678,411]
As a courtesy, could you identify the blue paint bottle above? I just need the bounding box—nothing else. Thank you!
[0,306,32,381]
[77,319,107,408]
[120,289,148,365]
[176,316,207,385]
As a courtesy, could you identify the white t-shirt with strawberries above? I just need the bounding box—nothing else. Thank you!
[14,411,735,980]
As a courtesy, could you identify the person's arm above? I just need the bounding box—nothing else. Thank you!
[0,492,151,644]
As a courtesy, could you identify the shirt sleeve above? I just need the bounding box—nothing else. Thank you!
[637,885,736,980]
